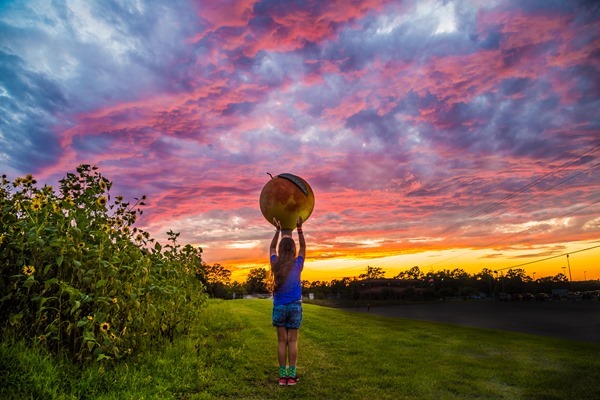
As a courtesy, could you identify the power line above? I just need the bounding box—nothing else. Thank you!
[378,160,599,271]
[434,140,600,236]
[460,161,599,234]
[493,244,600,272]
[420,196,600,270]
[351,140,600,274]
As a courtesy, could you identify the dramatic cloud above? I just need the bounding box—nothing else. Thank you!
[1,0,599,280]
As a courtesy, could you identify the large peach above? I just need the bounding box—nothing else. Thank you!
[259,173,315,231]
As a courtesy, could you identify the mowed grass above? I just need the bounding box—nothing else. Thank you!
[2,299,600,399]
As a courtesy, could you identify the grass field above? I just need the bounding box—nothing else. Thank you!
[2,299,600,399]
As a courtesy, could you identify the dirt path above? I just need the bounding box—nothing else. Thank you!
[346,300,600,343]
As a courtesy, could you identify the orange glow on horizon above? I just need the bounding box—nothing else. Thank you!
[208,239,600,283]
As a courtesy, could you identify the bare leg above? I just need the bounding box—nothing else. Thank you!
[287,328,299,368]
[277,327,288,366]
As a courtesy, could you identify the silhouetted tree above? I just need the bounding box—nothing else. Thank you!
[504,268,528,294]
[198,263,232,298]
[245,267,268,294]
[394,266,423,280]
[473,268,496,296]
[359,266,386,280]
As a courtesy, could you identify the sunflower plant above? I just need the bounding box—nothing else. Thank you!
[0,165,206,364]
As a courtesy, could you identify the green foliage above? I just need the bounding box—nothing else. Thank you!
[0,165,207,364]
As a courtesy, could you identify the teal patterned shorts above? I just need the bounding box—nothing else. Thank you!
[272,302,303,329]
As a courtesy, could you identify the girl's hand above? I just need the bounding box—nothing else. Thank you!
[296,216,303,229]
[273,218,281,231]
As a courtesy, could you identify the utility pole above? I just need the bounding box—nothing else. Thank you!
[566,254,572,282]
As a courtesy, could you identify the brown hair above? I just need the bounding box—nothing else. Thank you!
[270,237,296,292]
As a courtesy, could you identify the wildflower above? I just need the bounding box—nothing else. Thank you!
[135,234,143,242]
[78,242,85,249]
[96,196,107,207]
[101,224,111,233]
[63,196,75,206]
[122,226,130,235]
[99,322,110,333]
[22,265,35,276]
[99,180,107,191]
[31,198,42,211]
[40,314,48,322]
[87,315,93,321]
[38,335,46,342]
[52,203,61,213]
[22,174,34,185]
[112,297,118,304]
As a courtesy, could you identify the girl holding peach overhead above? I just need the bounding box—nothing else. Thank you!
[269,216,306,386]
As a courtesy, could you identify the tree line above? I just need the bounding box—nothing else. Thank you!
[197,264,600,301]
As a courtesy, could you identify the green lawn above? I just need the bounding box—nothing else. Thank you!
[2,299,599,399]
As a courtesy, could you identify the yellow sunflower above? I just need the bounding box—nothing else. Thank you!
[96,196,107,207]
[99,180,107,191]
[22,174,34,185]
[22,265,35,276]
[31,199,42,211]
[99,322,110,333]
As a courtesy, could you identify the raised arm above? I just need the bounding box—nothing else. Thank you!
[270,218,281,258]
[296,216,306,259]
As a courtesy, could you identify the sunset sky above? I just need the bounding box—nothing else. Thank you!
[1,0,599,282]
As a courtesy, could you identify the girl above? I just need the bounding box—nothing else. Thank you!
[270,216,305,386]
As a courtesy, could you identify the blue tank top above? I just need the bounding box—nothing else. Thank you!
[271,255,304,306]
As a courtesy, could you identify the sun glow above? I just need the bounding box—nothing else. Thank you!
[224,239,600,283]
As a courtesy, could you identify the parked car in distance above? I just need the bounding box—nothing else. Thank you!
[498,292,511,301]
[535,292,550,301]
[522,293,535,301]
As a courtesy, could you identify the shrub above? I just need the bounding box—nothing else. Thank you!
[0,165,206,364]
